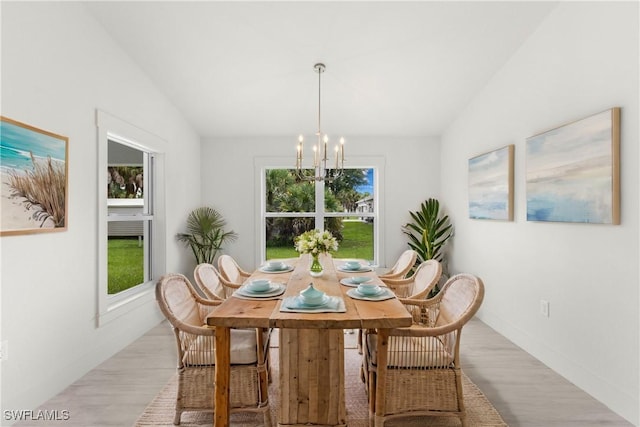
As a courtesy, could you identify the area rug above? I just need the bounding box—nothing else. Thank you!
[134,348,507,426]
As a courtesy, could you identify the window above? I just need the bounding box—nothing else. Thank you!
[97,111,166,325]
[107,141,152,294]
[257,157,384,265]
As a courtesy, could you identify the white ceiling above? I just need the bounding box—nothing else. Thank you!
[84,1,558,138]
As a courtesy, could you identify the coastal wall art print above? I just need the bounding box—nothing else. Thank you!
[468,145,514,221]
[1,116,69,236]
[526,108,620,224]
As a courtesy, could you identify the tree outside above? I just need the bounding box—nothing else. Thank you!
[265,168,373,259]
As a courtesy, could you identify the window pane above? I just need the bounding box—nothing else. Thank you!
[325,168,373,212]
[265,169,315,212]
[328,217,374,262]
[107,139,148,295]
[107,221,144,294]
[265,217,314,259]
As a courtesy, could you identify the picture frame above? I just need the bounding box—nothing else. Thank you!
[468,144,514,221]
[1,116,69,236]
[526,108,620,224]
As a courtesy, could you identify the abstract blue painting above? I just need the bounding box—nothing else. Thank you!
[526,108,620,224]
[468,145,514,220]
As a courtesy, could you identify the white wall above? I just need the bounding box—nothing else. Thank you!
[441,2,639,424]
[0,2,201,416]
[200,135,440,271]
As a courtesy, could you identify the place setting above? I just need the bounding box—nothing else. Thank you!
[280,283,346,313]
[346,282,395,301]
[336,259,373,273]
[234,278,286,300]
[340,275,376,287]
[258,260,294,274]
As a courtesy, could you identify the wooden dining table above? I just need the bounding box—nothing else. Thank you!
[206,253,412,427]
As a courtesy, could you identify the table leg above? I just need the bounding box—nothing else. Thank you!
[278,328,346,426]
[214,326,231,427]
[256,328,269,404]
[374,329,389,427]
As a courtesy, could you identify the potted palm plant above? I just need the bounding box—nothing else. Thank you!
[402,198,453,292]
[177,206,238,264]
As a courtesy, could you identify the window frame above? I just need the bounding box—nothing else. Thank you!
[96,110,166,326]
[255,155,385,266]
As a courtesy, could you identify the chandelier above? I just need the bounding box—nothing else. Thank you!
[295,63,345,182]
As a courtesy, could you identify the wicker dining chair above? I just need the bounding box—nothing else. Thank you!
[193,263,226,300]
[378,249,417,281]
[156,273,271,426]
[193,262,243,299]
[363,273,484,427]
[194,263,276,380]
[381,259,442,299]
[217,254,252,285]
[358,260,443,354]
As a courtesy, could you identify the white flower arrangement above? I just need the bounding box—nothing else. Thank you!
[294,229,339,255]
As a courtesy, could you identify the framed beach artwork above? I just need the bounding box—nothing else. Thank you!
[468,145,514,221]
[526,108,620,224]
[1,116,69,236]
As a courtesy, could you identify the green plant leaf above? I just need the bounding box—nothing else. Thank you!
[177,206,238,264]
[401,198,453,265]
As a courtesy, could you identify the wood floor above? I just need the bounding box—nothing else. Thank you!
[14,318,633,427]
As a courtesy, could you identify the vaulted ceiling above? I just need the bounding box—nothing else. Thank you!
[84,1,558,138]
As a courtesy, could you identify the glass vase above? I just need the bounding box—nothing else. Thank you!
[309,253,324,277]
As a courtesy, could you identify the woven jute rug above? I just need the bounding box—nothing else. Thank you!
[134,348,507,426]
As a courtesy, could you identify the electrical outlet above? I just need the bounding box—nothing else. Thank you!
[540,300,550,317]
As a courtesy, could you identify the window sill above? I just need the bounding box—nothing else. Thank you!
[98,280,156,326]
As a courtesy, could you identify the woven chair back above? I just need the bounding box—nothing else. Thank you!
[156,273,205,329]
[434,273,485,329]
[409,259,442,299]
[194,263,225,300]
[218,254,244,284]
[388,249,418,277]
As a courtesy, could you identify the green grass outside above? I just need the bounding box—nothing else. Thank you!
[109,222,373,293]
[266,220,373,261]
[108,238,144,294]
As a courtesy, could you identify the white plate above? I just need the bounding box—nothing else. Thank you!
[280,296,346,313]
[337,265,373,273]
[339,277,373,287]
[355,286,384,297]
[236,283,285,298]
[346,288,395,301]
[285,294,331,309]
[259,265,294,273]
